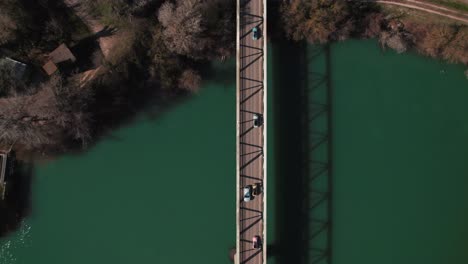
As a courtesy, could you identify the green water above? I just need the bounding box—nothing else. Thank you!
[332,40,468,264]
[1,40,468,264]
[267,39,468,264]
[0,63,237,264]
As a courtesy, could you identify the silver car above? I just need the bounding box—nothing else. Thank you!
[243,185,253,202]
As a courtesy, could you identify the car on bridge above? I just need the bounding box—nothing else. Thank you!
[253,235,262,249]
[253,183,263,195]
[243,185,253,202]
[252,26,260,40]
[253,113,263,128]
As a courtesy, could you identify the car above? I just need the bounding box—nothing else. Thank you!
[253,235,262,249]
[243,185,253,202]
[253,113,263,128]
[252,26,260,40]
[252,183,263,195]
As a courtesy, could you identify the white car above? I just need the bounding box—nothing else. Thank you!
[243,185,253,202]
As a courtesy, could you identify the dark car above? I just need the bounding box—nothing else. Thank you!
[252,183,263,195]
[253,235,262,249]
[253,113,263,128]
[252,26,260,40]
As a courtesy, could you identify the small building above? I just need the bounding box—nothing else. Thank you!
[42,60,59,76]
[0,57,28,80]
[42,44,77,75]
[49,43,76,64]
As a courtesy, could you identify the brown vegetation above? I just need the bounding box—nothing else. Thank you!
[409,23,468,63]
[0,0,236,155]
[0,64,25,97]
[157,0,235,59]
[0,76,93,150]
[179,69,202,93]
[280,0,352,43]
[279,0,468,69]
[0,0,26,45]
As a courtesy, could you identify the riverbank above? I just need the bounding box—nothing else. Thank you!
[277,1,467,76]
[0,79,237,264]
[0,0,235,157]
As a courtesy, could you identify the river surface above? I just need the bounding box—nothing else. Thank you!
[1,40,468,264]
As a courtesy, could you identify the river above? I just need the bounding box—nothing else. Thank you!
[1,40,467,264]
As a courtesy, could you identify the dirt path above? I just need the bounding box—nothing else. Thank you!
[357,0,468,24]
[405,0,468,17]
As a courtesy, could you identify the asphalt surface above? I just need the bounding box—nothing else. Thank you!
[237,0,266,263]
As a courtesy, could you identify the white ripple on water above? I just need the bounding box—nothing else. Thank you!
[0,222,32,264]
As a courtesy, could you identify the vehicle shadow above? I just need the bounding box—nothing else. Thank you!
[270,38,333,264]
[0,152,34,238]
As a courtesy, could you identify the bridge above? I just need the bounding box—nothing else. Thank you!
[236,0,267,263]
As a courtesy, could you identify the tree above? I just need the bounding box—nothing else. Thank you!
[0,90,55,148]
[417,25,456,58]
[157,0,235,59]
[0,0,27,45]
[379,31,411,54]
[158,0,205,57]
[0,64,25,98]
[280,0,350,43]
[178,69,202,93]
[441,28,468,64]
[0,11,17,45]
[0,76,93,150]
[54,76,94,148]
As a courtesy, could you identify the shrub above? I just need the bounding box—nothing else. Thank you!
[157,0,235,59]
[280,0,350,43]
[0,0,27,45]
[178,69,202,93]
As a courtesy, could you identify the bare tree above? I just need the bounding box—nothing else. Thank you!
[158,0,205,57]
[0,65,20,97]
[280,0,349,43]
[0,76,94,150]
[0,10,17,45]
[0,0,27,45]
[417,25,456,58]
[441,29,468,64]
[379,32,410,53]
[178,69,202,93]
[157,0,235,59]
[0,90,56,148]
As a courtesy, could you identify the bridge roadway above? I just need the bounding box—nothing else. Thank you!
[236,0,267,264]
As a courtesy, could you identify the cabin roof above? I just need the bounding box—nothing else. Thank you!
[42,60,58,76]
[48,44,76,64]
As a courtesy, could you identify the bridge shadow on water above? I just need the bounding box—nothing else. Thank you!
[270,39,333,264]
[0,152,33,238]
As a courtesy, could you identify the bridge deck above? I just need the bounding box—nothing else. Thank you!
[236,0,267,263]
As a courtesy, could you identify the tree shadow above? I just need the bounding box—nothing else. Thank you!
[0,152,33,238]
[270,37,333,264]
[198,59,236,88]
